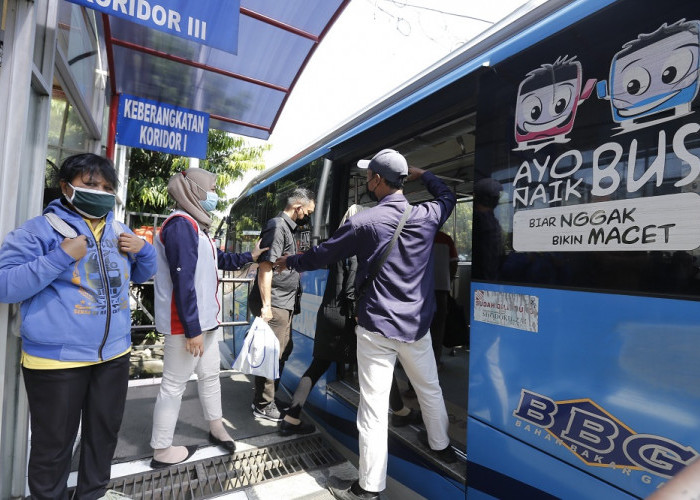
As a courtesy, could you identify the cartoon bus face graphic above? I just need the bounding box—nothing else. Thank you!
[597,19,700,133]
[514,56,596,152]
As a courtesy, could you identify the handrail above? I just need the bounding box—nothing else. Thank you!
[130,276,254,333]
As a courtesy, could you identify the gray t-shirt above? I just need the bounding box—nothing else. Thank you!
[250,212,299,311]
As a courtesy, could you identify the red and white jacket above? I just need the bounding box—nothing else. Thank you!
[154,211,221,336]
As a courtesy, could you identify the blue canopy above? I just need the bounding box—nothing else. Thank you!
[104,0,349,140]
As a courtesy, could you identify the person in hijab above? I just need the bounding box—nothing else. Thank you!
[0,153,157,499]
[150,168,266,468]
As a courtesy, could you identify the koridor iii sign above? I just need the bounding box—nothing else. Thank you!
[67,0,240,54]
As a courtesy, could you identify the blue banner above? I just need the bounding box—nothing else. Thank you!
[67,0,240,54]
[116,94,209,158]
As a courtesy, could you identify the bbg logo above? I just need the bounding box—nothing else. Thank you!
[513,389,698,478]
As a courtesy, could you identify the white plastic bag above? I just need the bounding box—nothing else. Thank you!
[231,317,280,379]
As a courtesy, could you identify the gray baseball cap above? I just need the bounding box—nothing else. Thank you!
[357,149,408,184]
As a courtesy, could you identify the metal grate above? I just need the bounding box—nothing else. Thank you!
[70,435,344,500]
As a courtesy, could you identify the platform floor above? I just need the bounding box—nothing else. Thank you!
[61,372,365,499]
[113,372,279,463]
[55,345,467,499]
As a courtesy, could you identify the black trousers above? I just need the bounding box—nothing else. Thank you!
[22,353,130,500]
[430,290,450,363]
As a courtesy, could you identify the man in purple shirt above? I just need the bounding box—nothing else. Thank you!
[275,149,457,500]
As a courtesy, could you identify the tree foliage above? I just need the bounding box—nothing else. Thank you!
[126,130,268,218]
[126,130,267,340]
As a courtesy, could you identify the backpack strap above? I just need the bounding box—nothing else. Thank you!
[112,220,127,237]
[45,213,129,239]
[159,213,199,243]
[43,213,78,239]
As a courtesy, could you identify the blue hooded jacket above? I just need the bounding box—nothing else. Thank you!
[0,199,157,361]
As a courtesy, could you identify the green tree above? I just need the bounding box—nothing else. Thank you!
[126,130,268,219]
[126,130,268,345]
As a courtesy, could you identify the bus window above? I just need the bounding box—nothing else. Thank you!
[226,189,269,254]
[266,158,333,251]
[442,199,473,311]
[476,15,700,298]
[442,199,473,263]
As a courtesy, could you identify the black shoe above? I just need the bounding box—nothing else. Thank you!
[252,402,283,422]
[391,408,422,427]
[279,419,316,437]
[329,480,380,500]
[150,445,198,469]
[417,429,458,463]
[208,432,236,453]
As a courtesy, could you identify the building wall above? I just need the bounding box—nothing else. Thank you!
[0,1,117,496]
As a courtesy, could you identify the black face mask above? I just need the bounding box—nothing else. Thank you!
[296,215,311,227]
[366,182,378,202]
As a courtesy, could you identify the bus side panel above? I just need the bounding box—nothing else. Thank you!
[231,269,329,413]
[468,283,700,498]
[284,269,331,410]
[467,418,634,499]
[293,269,329,341]
[465,488,498,500]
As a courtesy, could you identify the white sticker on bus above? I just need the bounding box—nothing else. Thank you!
[473,289,539,332]
[513,193,700,252]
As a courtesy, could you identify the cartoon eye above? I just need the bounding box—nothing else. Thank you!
[551,87,573,115]
[522,95,543,121]
[622,66,651,95]
[661,49,695,85]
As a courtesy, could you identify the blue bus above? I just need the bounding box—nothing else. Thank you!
[223,0,700,497]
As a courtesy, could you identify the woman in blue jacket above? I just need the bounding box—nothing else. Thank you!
[0,153,157,500]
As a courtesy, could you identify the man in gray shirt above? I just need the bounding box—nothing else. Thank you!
[249,188,315,421]
[276,150,457,500]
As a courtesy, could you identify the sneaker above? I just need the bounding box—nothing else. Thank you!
[279,419,316,436]
[391,408,422,427]
[329,480,380,500]
[417,429,458,463]
[252,402,283,422]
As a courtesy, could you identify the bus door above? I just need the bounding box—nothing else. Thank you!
[222,158,336,369]
[340,113,477,453]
